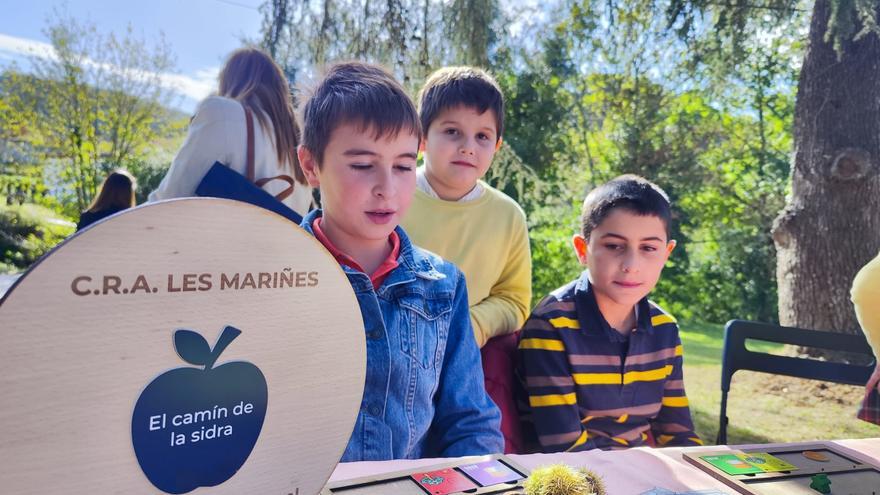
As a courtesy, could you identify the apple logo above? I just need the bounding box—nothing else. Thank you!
[131,326,268,494]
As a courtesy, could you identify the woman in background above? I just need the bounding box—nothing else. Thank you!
[77,169,137,231]
[149,47,312,214]
[852,252,880,424]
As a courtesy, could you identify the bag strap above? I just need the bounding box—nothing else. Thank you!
[255,175,296,201]
[244,107,255,182]
[244,105,296,202]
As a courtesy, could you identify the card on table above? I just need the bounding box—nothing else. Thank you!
[411,468,478,495]
[700,454,763,475]
[459,459,524,486]
[738,453,797,472]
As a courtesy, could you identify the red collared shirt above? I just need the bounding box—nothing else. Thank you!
[312,217,400,290]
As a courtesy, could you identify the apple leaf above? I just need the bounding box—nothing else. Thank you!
[174,329,212,366]
[204,326,242,370]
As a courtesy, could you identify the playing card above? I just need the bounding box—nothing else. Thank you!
[738,453,797,472]
[700,454,763,475]
[459,459,523,486]
[411,468,478,495]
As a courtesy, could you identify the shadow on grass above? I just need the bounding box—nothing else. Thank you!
[691,407,775,446]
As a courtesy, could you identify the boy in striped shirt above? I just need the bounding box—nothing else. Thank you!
[517,175,701,452]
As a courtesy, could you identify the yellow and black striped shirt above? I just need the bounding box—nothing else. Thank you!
[516,271,701,452]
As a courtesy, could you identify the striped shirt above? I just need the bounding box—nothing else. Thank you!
[516,271,701,452]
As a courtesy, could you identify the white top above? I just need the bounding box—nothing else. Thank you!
[415,166,484,202]
[148,96,313,214]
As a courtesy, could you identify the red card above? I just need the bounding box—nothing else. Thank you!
[411,468,478,495]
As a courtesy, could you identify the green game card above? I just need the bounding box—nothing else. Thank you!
[738,453,798,473]
[700,454,763,475]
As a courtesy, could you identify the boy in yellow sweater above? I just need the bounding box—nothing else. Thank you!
[401,67,531,347]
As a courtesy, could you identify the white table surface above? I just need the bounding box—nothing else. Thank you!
[328,438,880,494]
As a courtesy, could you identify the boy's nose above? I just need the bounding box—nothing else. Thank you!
[373,169,395,198]
[621,251,639,273]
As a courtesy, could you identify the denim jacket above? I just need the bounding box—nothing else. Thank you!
[301,210,503,460]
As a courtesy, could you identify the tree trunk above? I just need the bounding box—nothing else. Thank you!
[772,0,880,339]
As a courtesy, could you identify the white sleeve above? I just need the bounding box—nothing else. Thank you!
[148,100,234,202]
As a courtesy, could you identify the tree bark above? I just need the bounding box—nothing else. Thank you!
[773,0,880,338]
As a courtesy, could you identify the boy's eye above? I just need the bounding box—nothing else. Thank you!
[350,163,371,170]
[477,133,491,141]
[444,128,459,136]
[394,164,414,172]
[641,245,658,252]
[604,243,622,251]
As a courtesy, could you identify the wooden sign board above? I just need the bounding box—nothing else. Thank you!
[0,198,366,494]
[684,443,880,495]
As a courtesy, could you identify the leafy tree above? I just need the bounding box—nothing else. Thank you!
[259,0,433,85]
[3,11,177,213]
[257,0,509,86]
[492,0,799,324]
[669,0,880,336]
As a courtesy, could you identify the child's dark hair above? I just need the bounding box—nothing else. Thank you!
[417,66,504,141]
[85,169,136,213]
[301,62,420,165]
[580,174,672,240]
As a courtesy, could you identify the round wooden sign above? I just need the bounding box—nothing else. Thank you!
[0,198,366,494]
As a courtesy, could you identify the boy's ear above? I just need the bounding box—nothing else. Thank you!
[664,239,677,259]
[495,136,503,152]
[418,138,426,153]
[297,145,321,188]
[572,233,589,266]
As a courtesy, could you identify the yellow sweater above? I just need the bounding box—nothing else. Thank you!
[401,184,532,347]
[852,251,880,358]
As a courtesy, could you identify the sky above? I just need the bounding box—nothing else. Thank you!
[0,0,265,112]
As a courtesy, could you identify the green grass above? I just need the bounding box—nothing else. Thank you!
[0,200,75,274]
[680,320,880,445]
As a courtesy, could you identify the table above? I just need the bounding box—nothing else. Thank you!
[328,439,880,494]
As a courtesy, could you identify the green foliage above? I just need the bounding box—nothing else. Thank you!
[259,0,443,85]
[664,0,803,66]
[446,0,500,67]
[527,201,583,302]
[825,0,880,53]
[480,0,800,323]
[128,163,169,205]
[0,201,74,273]
[0,9,177,213]
[125,117,188,204]
[257,0,514,87]
[494,57,571,176]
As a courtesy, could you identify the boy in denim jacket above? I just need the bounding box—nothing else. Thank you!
[297,62,503,461]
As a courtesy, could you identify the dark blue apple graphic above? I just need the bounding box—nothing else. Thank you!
[131,326,268,494]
